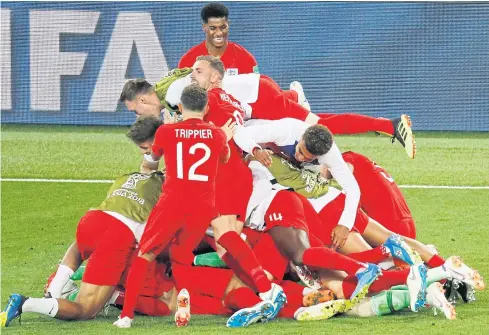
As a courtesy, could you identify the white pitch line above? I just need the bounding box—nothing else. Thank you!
[1,178,488,190]
[0,178,113,184]
[398,185,489,190]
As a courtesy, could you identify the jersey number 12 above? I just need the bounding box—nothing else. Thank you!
[176,142,211,181]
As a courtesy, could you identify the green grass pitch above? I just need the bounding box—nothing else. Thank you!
[1,124,488,334]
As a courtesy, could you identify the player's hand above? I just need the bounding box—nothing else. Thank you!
[331,225,349,250]
[253,148,272,167]
[162,108,177,124]
[221,118,237,142]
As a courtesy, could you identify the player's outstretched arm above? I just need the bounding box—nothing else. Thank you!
[319,144,361,249]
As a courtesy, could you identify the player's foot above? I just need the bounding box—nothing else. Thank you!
[113,316,133,328]
[343,282,371,313]
[290,81,311,111]
[258,283,287,322]
[444,278,476,304]
[407,263,428,312]
[391,114,416,159]
[351,263,381,300]
[444,256,485,290]
[383,234,421,266]
[174,289,190,327]
[290,262,321,289]
[426,282,456,320]
[294,299,346,321]
[0,294,26,327]
[226,300,275,328]
[302,287,335,307]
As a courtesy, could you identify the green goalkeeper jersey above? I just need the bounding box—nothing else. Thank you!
[154,68,193,112]
[95,172,164,223]
[266,155,332,198]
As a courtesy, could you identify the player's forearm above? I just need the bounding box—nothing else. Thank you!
[233,126,262,154]
[320,144,360,230]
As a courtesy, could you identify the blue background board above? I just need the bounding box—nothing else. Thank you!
[1,1,488,130]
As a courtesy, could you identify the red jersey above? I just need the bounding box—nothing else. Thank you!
[341,151,413,224]
[152,119,229,210]
[179,41,258,76]
[205,87,246,163]
[204,87,253,219]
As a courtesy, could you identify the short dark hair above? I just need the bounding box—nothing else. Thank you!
[181,84,208,113]
[120,79,152,102]
[126,116,163,144]
[196,55,225,78]
[201,2,229,23]
[303,125,334,156]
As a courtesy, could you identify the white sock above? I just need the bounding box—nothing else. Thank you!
[22,298,59,317]
[427,265,448,284]
[48,264,74,298]
[108,290,121,305]
[378,259,396,270]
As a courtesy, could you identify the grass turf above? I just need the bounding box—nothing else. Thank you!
[1,125,489,334]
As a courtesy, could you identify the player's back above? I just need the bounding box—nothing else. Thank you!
[206,88,246,164]
[341,151,412,221]
[152,119,228,210]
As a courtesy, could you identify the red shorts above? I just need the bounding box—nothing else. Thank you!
[76,210,136,286]
[378,217,416,239]
[316,193,369,245]
[173,266,234,299]
[250,75,309,121]
[140,197,216,265]
[264,190,309,233]
[215,160,253,219]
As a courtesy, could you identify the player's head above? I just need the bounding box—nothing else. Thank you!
[126,115,163,154]
[295,125,334,162]
[120,79,162,117]
[179,84,209,117]
[191,56,225,90]
[201,2,229,49]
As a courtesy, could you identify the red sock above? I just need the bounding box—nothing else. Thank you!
[302,247,365,275]
[369,269,409,293]
[281,280,305,308]
[221,252,256,289]
[134,295,171,316]
[283,89,299,103]
[341,276,357,299]
[342,268,410,298]
[347,246,390,264]
[121,257,150,319]
[224,287,261,310]
[427,255,445,268]
[317,114,394,135]
[278,306,298,319]
[218,231,271,293]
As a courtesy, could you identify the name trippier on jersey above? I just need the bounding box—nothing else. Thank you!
[110,189,145,205]
[175,129,213,139]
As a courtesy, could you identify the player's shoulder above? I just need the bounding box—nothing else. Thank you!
[229,41,254,56]
[179,41,207,64]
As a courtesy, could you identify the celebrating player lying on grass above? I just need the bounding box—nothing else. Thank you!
[0,171,167,326]
[120,64,415,159]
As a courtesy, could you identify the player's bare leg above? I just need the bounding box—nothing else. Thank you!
[362,218,435,263]
[46,242,83,298]
[212,214,240,257]
[0,283,115,327]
